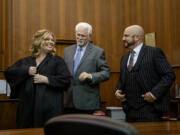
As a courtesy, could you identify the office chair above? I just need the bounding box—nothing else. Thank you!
[44,114,139,135]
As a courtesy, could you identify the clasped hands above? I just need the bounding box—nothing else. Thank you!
[115,90,155,103]
[29,66,49,84]
[79,72,92,82]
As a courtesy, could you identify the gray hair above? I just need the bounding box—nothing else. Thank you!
[75,22,92,36]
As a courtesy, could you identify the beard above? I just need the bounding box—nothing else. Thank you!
[124,40,135,48]
[77,40,87,46]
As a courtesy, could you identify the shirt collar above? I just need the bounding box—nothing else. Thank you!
[77,42,89,51]
[133,43,143,55]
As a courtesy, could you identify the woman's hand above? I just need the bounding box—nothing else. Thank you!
[29,66,37,76]
[34,74,49,84]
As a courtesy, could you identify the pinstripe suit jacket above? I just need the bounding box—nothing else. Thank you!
[116,44,175,112]
[64,43,110,110]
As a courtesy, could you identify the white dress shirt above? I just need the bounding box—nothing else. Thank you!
[74,43,88,62]
[127,43,143,67]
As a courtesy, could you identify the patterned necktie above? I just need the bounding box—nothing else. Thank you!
[73,47,82,75]
[128,50,135,71]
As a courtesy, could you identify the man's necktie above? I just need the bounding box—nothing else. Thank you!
[73,47,82,75]
[128,50,135,71]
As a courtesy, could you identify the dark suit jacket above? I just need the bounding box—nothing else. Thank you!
[116,44,175,112]
[64,43,110,110]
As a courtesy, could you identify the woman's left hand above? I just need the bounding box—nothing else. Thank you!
[34,74,49,84]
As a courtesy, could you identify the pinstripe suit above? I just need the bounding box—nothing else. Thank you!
[116,44,175,121]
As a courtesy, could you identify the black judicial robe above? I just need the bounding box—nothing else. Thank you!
[4,54,71,128]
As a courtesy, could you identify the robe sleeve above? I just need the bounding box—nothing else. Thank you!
[4,58,30,88]
[47,57,71,90]
[4,57,32,98]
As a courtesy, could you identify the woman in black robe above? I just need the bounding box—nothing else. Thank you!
[4,29,71,128]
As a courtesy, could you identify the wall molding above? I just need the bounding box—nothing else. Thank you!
[56,39,76,45]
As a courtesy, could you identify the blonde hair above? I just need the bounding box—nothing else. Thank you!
[30,29,56,57]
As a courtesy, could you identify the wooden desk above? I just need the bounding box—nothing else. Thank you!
[0,121,179,135]
[0,128,44,135]
[0,99,19,129]
[131,121,180,135]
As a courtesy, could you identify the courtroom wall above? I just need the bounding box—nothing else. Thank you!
[1,0,180,107]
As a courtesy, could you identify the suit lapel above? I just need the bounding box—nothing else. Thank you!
[123,53,130,70]
[122,53,129,81]
[69,45,77,74]
[133,44,146,71]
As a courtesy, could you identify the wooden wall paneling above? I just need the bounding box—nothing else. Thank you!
[102,0,112,68]
[2,0,180,67]
[0,0,3,69]
[26,0,40,49]
[40,0,60,35]
[93,0,113,72]
[100,72,121,109]
[39,0,47,29]
[58,0,66,39]
[110,0,126,72]
[158,0,172,62]
[55,39,76,57]
[5,0,13,69]
[0,0,12,69]
[56,45,68,57]
[11,0,28,64]
[171,66,180,98]
[168,66,180,118]
[0,100,18,129]
[0,0,7,69]
[173,1,180,65]
[63,0,77,39]
[1,0,180,109]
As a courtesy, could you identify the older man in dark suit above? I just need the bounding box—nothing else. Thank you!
[64,22,110,114]
[115,25,175,122]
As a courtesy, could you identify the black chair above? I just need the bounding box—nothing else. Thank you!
[44,114,139,135]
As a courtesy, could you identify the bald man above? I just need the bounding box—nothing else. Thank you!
[115,25,175,122]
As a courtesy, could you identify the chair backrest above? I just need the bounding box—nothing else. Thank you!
[44,114,139,135]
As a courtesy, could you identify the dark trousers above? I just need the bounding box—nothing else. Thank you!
[125,104,163,122]
[64,108,96,115]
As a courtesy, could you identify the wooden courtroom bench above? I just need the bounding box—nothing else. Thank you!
[0,98,19,129]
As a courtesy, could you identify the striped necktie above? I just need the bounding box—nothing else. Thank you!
[73,47,82,75]
[128,50,135,71]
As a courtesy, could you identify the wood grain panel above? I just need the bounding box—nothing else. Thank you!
[171,66,180,98]
[0,0,180,114]
[173,1,180,65]
[0,0,4,69]
[0,100,18,129]
[2,0,180,69]
[100,72,121,108]
[0,0,7,69]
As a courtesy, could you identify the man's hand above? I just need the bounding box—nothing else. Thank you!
[79,72,92,82]
[34,74,49,84]
[142,92,155,103]
[29,66,37,76]
[115,90,126,102]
